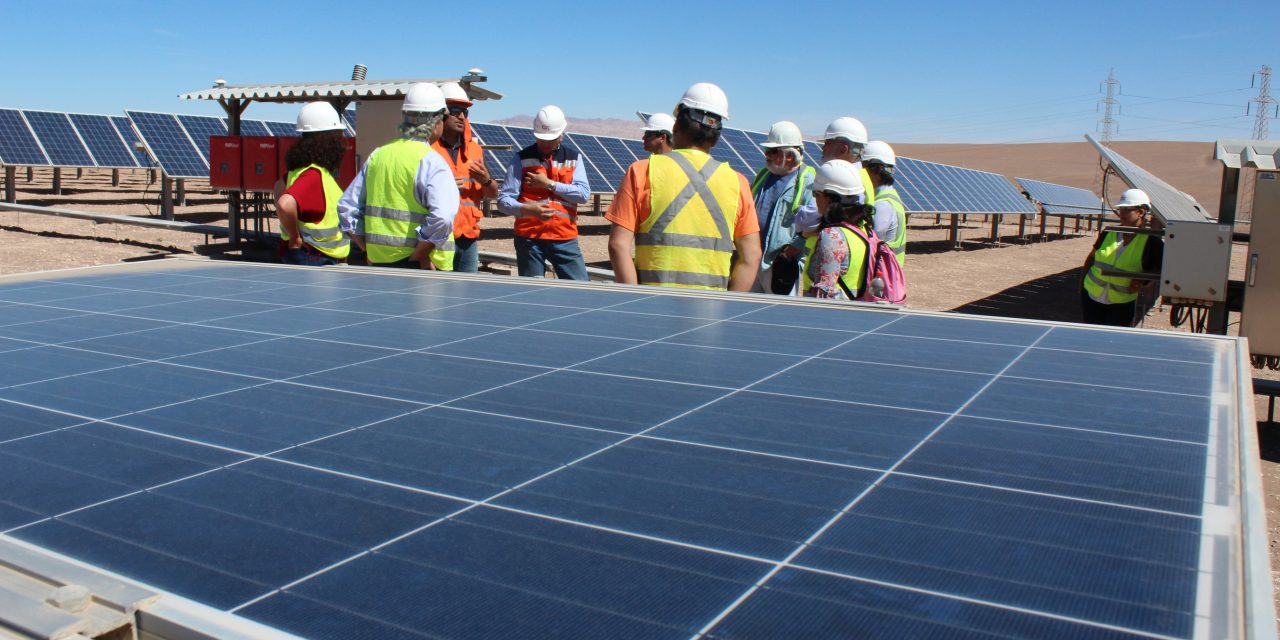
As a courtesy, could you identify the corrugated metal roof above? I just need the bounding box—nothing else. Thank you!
[1215,139,1280,171]
[179,79,502,103]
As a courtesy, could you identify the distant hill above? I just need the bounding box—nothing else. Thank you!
[493,116,1224,216]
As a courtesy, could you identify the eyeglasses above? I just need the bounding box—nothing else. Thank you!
[642,130,667,138]
[447,107,469,117]
[763,147,791,156]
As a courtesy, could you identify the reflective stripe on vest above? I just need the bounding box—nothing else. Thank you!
[1083,231,1148,304]
[877,186,907,256]
[364,139,455,269]
[283,164,350,260]
[802,224,869,297]
[636,149,739,290]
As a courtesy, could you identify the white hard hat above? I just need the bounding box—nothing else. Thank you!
[761,121,803,148]
[439,82,473,107]
[642,112,675,134]
[821,117,869,146]
[402,82,446,114]
[812,160,866,199]
[1116,188,1152,209]
[533,105,567,140]
[295,102,344,134]
[862,140,896,166]
[677,82,729,119]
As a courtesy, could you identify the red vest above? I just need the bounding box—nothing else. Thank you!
[432,127,485,239]
[515,144,579,241]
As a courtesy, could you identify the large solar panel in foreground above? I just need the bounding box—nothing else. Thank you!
[1018,177,1111,217]
[0,260,1266,639]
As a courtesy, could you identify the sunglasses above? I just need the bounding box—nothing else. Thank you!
[447,107,469,117]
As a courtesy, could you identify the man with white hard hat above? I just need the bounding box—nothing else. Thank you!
[496,104,591,280]
[1080,188,1164,326]
[750,120,814,294]
[338,82,459,269]
[862,140,907,259]
[793,116,877,235]
[641,113,674,154]
[434,82,497,272]
[606,82,761,291]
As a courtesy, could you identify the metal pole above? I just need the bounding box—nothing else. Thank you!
[1206,165,1243,335]
[161,177,174,220]
[4,167,14,203]
[989,214,1001,243]
[175,179,186,206]
[52,168,62,196]
[949,214,960,247]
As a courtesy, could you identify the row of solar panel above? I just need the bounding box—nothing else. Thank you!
[0,108,356,177]
[1,104,1107,217]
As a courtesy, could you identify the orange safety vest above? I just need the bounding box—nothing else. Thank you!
[432,125,486,239]
[515,144,579,241]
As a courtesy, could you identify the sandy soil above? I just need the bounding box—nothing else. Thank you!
[3,164,1279,626]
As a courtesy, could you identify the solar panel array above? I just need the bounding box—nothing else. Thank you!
[0,260,1264,640]
[0,109,50,166]
[895,157,1038,216]
[0,110,157,170]
[23,111,95,167]
[1017,177,1110,216]
[125,111,300,179]
[69,114,138,168]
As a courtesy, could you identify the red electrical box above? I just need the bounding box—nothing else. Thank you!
[208,136,241,190]
[276,136,299,184]
[241,137,279,191]
[337,138,358,189]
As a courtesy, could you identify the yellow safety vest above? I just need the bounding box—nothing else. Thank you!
[1084,231,1148,304]
[860,166,876,207]
[363,138,455,269]
[877,186,907,259]
[636,149,740,290]
[803,224,869,297]
[282,164,350,260]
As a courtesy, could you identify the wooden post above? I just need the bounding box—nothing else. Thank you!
[4,166,15,203]
[161,177,174,220]
[1058,216,1065,236]
[989,213,1001,244]
[592,193,601,215]
[949,213,961,247]
[52,168,62,195]
[76,168,83,179]
[1074,216,1081,233]
[1017,215,1027,241]
[26,167,33,182]
[111,169,120,187]
[175,179,186,206]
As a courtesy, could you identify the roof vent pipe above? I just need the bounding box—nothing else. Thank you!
[351,64,367,81]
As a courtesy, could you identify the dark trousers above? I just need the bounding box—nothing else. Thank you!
[1080,290,1136,327]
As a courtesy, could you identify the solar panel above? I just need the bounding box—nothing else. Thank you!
[237,120,273,137]
[0,109,49,165]
[705,138,753,177]
[126,111,207,178]
[719,128,765,175]
[22,111,95,167]
[0,259,1265,640]
[895,157,1037,215]
[564,134,619,190]
[68,113,138,168]
[574,133,632,180]
[342,109,357,137]
[174,114,228,162]
[1016,177,1110,216]
[505,125,537,150]
[111,116,156,168]
[621,138,649,162]
[471,123,517,182]
[596,134,640,166]
[264,121,298,137]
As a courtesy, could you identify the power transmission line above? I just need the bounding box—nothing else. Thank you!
[1097,69,1121,144]
[1249,65,1275,140]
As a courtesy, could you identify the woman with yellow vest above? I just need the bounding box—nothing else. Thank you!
[803,159,874,299]
[274,102,351,266]
[337,82,459,270]
[1080,188,1164,326]
[606,83,761,291]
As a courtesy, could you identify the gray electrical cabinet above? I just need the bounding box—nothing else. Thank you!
[1241,170,1280,357]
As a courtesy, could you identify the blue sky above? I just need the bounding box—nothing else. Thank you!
[3,0,1276,143]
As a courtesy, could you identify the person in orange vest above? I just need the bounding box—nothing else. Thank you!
[435,82,498,272]
[606,83,761,291]
[1080,188,1164,326]
[495,105,591,280]
[274,102,351,266]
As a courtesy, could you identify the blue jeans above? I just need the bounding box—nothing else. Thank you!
[514,237,589,280]
[281,247,337,266]
[453,236,479,273]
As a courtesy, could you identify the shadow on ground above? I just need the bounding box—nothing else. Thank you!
[951,267,1083,323]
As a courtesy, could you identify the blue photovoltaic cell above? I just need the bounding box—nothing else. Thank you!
[237,120,272,137]
[803,139,823,167]
[472,123,518,180]
[705,137,753,177]
[68,114,137,168]
[0,260,1254,640]
[896,156,1037,215]
[23,111,95,167]
[110,117,155,167]
[567,133,625,189]
[561,134,609,191]
[720,128,764,174]
[125,111,206,178]
[505,124,537,149]
[1017,177,1110,216]
[174,114,228,162]
[264,121,298,137]
[0,109,49,165]
[596,134,641,166]
[621,137,649,161]
[342,109,356,137]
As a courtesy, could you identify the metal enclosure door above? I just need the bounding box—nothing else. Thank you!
[1241,170,1280,357]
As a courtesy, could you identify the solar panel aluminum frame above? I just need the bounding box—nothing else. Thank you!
[0,258,1272,640]
[21,110,97,168]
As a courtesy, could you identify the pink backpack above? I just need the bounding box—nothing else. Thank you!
[836,222,907,305]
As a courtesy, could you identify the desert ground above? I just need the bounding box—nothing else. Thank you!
[2,138,1278,626]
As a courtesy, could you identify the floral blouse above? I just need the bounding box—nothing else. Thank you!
[804,227,853,299]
